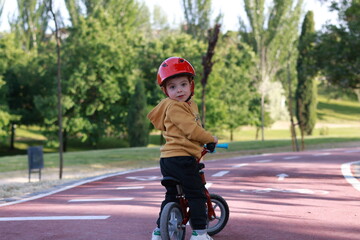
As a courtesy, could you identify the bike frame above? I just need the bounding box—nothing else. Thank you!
[176,147,220,226]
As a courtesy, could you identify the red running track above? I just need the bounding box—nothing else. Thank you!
[0,147,359,240]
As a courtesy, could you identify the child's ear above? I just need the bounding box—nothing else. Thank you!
[161,86,168,96]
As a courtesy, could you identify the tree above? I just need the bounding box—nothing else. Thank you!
[296,11,318,150]
[239,0,303,141]
[210,32,255,140]
[317,0,360,100]
[127,79,148,147]
[200,24,220,126]
[9,0,51,51]
[182,0,212,41]
[61,1,150,146]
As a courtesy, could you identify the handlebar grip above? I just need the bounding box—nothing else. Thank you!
[216,143,229,149]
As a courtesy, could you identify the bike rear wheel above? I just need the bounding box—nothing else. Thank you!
[160,202,186,240]
[207,193,229,236]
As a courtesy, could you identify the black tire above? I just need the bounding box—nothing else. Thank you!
[160,202,186,240]
[207,194,229,236]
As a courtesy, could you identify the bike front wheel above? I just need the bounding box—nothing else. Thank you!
[207,193,230,236]
[160,202,186,240]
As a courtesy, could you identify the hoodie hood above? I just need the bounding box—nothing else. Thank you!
[147,98,174,131]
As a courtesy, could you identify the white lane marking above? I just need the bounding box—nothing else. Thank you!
[341,161,360,192]
[0,216,110,221]
[240,188,329,195]
[212,171,229,177]
[68,198,133,202]
[126,176,161,181]
[313,153,331,156]
[320,148,343,152]
[256,159,272,163]
[283,156,299,160]
[205,183,213,189]
[345,150,360,153]
[232,163,249,168]
[116,186,144,190]
[0,167,158,208]
[277,173,289,181]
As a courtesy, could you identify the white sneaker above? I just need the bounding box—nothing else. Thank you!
[151,229,162,240]
[189,231,213,240]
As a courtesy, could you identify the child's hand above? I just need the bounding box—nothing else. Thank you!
[206,142,216,153]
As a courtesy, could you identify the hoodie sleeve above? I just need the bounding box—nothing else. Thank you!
[167,102,215,144]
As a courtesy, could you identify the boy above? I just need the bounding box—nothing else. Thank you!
[147,57,217,240]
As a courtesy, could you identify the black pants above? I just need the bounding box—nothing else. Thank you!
[156,156,207,230]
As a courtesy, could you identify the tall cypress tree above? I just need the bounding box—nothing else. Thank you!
[127,79,148,147]
[296,11,318,149]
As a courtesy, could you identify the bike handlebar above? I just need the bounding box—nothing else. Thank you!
[215,143,229,149]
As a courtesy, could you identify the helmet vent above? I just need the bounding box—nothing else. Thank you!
[162,63,168,67]
[179,58,184,62]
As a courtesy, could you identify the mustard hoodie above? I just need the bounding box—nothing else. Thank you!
[147,98,215,159]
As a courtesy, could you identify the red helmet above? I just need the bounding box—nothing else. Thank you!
[157,57,195,86]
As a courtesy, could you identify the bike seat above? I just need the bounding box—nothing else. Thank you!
[161,176,181,187]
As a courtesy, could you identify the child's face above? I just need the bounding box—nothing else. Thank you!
[165,76,192,102]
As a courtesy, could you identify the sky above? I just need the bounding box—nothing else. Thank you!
[0,0,338,32]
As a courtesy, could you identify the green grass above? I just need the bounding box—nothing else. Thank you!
[1,137,359,173]
[317,96,360,123]
[0,147,161,173]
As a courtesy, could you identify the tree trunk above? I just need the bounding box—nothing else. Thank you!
[287,60,299,151]
[298,99,305,151]
[260,91,265,141]
[63,129,67,152]
[200,24,221,127]
[201,83,206,127]
[9,123,15,150]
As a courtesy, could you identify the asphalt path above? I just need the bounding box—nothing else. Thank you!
[0,147,359,240]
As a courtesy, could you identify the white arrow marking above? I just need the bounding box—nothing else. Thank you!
[283,156,299,160]
[212,171,229,177]
[277,173,289,181]
[313,153,331,156]
[232,163,249,168]
[256,159,272,163]
[126,176,161,181]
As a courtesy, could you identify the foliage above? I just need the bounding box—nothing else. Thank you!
[62,8,140,146]
[296,11,318,136]
[316,0,360,95]
[1,0,359,156]
[205,32,255,139]
[127,79,148,147]
[182,0,212,41]
[9,0,50,51]
[239,0,303,140]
